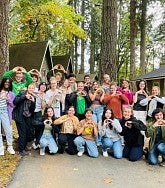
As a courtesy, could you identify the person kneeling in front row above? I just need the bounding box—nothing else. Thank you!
[99,108,123,159]
[74,108,99,158]
[146,108,165,166]
[119,106,147,161]
[33,107,58,156]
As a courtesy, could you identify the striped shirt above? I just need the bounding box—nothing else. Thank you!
[0,91,8,108]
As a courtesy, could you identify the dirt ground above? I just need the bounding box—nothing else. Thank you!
[7,149,165,188]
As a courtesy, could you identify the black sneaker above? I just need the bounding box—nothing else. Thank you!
[143,148,148,160]
[159,162,165,167]
[58,146,65,154]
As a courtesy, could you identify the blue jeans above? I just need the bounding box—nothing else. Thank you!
[102,137,122,159]
[40,134,58,154]
[123,145,143,161]
[91,105,104,144]
[148,142,165,165]
[0,108,13,147]
[91,106,104,124]
[74,136,99,158]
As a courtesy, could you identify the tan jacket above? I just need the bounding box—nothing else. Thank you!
[54,115,79,134]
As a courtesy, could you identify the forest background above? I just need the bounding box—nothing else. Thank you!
[0,1,165,187]
[0,0,165,84]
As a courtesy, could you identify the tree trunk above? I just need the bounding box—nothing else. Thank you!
[0,0,9,80]
[74,37,78,74]
[130,0,137,81]
[80,0,85,74]
[89,5,96,74]
[140,0,147,75]
[69,0,79,74]
[100,0,117,82]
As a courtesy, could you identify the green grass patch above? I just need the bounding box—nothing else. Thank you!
[0,121,21,188]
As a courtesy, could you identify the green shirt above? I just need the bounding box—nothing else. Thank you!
[3,70,33,96]
[76,96,86,114]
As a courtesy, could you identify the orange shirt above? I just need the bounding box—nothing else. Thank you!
[103,93,129,119]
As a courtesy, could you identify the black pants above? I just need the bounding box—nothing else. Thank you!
[34,111,42,144]
[123,145,143,161]
[16,116,34,152]
[58,133,77,155]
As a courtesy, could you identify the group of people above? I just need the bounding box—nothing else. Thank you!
[0,65,165,167]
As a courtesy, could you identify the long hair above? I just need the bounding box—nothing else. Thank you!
[91,81,102,95]
[43,106,56,121]
[136,79,147,92]
[0,77,12,92]
[102,108,114,124]
[121,79,131,90]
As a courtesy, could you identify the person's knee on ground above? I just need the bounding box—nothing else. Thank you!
[157,143,165,155]
[89,150,99,158]
[49,146,58,154]
[114,153,122,159]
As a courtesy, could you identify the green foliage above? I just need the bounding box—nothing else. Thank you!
[117,2,130,81]
[9,0,87,55]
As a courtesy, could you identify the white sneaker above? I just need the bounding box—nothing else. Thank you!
[7,146,15,155]
[32,142,39,150]
[0,146,4,156]
[40,148,45,156]
[103,151,108,157]
[77,151,84,157]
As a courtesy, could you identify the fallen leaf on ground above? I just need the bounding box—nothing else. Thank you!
[103,178,113,184]
[73,168,78,171]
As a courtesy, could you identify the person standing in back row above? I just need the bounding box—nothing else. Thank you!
[68,82,91,120]
[0,78,15,156]
[140,86,165,121]
[3,66,33,96]
[103,82,129,119]
[13,84,36,156]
